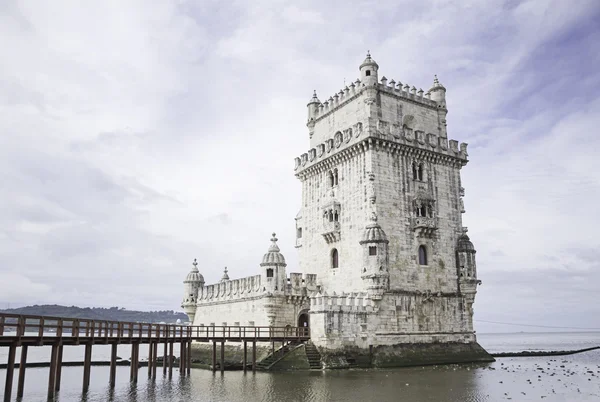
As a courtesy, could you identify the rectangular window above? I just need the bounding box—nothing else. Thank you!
[369,246,377,256]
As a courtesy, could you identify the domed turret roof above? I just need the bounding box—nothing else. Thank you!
[359,223,389,244]
[307,90,320,105]
[457,234,476,252]
[184,259,204,283]
[359,51,379,69]
[260,233,287,266]
[429,75,446,92]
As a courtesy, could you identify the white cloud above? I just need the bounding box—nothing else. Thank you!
[0,0,599,333]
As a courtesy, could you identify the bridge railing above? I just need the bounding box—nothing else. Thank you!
[0,313,310,342]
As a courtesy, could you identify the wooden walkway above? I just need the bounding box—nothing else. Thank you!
[0,312,310,401]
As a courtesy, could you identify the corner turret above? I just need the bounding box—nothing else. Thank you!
[260,233,287,293]
[359,221,390,300]
[359,51,379,86]
[181,259,204,323]
[429,75,448,137]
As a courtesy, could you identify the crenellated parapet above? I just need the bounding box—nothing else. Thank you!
[197,274,263,304]
[195,272,318,305]
[295,131,469,178]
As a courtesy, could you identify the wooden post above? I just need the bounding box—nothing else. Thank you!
[168,342,174,378]
[152,342,158,379]
[148,342,153,377]
[130,343,136,381]
[132,343,139,383]
[109,343,117,388]
[55,343,64,391]
[163,342,167,375]
[82,343,92,392]
[212,341,217,372]
[252,341,256,373]
[179,342,184,375]
[16,344,28,398]
[4,343,17,402]
[47,343,58,399]
[220,341,225,373]
[186,341,191,376]
[243,341,247,372]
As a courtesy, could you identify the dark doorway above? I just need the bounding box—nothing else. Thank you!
[298,313,309,328]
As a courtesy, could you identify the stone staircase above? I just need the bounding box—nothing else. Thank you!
[256,342,299,370]
[304,342,322,370]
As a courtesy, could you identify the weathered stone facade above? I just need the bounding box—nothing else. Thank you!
[182,53,492,367]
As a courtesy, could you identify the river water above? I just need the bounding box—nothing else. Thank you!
[1,332,599,401]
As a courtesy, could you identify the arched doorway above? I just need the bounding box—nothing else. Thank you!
[298,311,309,336]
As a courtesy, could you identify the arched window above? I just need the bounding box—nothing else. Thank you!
[418,164,424,181]
[334,169,339,186]
[418,246,428,266]
[329,210,334,222]
[328,171,334,187]
[266,268,274,278]
[331,248,339,268]
[412,162,418,180]
[334,211,339,222]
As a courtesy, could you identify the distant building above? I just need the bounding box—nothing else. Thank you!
[182,53,492,367]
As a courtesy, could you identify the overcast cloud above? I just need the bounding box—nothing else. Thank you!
[1,0,599,333]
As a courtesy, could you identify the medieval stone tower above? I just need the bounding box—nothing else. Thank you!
[293,53,489,363]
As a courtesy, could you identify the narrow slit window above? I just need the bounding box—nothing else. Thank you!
[331,249,339,268]
[418,246,428,266]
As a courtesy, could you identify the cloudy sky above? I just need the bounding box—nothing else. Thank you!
[1,0,599,333]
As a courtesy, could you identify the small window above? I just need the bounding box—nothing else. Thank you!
[333,169,339,186]
[412,162,418,180]
[334,211,339,222]
[328,171,334,187]
[418,246,428,266]
[331,248,339,268]
[329,210,334,222]
[366,70,371,76]
[266,268,274,278]
[297,228,302,239]
[369,246,377,256]
[418,164,424,181]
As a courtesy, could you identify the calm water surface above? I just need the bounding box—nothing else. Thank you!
[1,332,599,402]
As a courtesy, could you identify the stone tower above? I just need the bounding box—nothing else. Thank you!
[294,53,491,364]
[182,259,204,323]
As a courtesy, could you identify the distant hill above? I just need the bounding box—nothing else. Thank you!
[0,304,188,323]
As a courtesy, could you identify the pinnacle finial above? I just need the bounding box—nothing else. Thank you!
[224,266,228,274]
[192,258,198,268]
[367,50,371,58]
[271,232,278,242]
[434,75,440,85]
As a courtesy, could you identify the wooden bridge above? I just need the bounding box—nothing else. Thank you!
[0,312,310,401]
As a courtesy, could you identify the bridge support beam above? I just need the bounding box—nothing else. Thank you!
[48,343,59,399]
[16,344,28,398]
[109,343,117,388]
[55,343,64,392]
[153,342,158,379]
[186,341,191,376]
[168,342,174,378]
[4,343,16,402]
[220,341,225,373]
[243,341,247,372]
[82,343,92,392]
[252,341,256,373]
[163,342,167,375]
[148,342,153,377]
[212,341,216,372]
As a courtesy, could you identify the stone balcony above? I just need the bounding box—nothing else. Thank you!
[322,220,341,244]
[410,217,438,237]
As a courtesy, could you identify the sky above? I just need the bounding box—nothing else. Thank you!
[0,0,599,333]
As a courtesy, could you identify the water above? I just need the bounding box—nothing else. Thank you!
[1,332,599,401]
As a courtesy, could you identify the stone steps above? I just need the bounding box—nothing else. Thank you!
[256,343,297,370]
[304,342,322,369]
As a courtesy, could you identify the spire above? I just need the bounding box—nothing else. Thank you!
[220,266,230,282]
[359,50,379,69]
[431,75,446,91]
[192,258,199,272]
[268,233,280,253]
[308,90,320,104]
